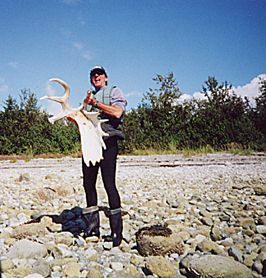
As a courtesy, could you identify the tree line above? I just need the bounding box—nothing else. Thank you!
[0,74,265,156]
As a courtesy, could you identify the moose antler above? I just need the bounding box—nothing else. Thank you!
[41,78,108,166]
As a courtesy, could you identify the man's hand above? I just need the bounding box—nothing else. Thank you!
[83,91,97,107]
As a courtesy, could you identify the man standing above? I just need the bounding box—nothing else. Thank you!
[82,66,127,247]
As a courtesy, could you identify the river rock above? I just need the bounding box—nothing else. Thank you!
[86,268,105,278]
[107,265,145,278]
[40,216,62,232]
[210,225,223,241]
[12,222,48,239]
[35,187,57,201]
[145,256,177,278]
[243,252,258,267]
[136,225,184,256]
[6,239,48,259]
[253,184,266,196]
[62,262,81,277]
[0,258,15,272]
[110,261,124,271]
[238,217,256,229]
[196,239,226,255]
[54,231,74,246]
[228,246,243,262]
[200,216,213,226]
[252,259,264,275]
[54,185,75,197]
[256,225,266,235]
[123,265,145,278]
[32,259,51,277]
[5,264,33,277]
[258,216,266,225]
[17,173,31,182]
[182,254,253,278]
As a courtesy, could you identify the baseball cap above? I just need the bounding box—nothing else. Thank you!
[89,66,108,78]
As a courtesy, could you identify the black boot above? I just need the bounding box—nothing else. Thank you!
[109,208,123,247]
[82,206,100,238]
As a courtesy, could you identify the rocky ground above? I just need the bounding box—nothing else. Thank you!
[0,153,265,278]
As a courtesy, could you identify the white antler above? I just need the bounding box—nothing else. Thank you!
[41,78,108,166]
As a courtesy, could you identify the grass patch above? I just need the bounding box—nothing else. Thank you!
[0,143,261,162]
[126,143,258,157]
[223,143,254,155]
[179,145,215,157]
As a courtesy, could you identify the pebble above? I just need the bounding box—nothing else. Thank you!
[256,225,266,235]
[110,261,124,271]
[0,154,265,277]
[228,246,243,262]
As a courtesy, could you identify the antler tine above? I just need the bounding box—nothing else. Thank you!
[49,78,70,98]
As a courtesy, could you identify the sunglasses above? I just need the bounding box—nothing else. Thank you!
[90,70,106,77]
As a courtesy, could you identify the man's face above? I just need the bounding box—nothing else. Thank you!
[90,71,107,89]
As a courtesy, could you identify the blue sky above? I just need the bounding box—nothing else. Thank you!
[0,0,266,113]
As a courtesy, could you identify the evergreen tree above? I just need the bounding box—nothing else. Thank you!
[0,90,80,155]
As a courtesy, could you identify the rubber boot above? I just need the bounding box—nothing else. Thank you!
[109,208,123,247]
[82,206,100,238]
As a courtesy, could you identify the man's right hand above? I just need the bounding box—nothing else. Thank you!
[83,90,94,106]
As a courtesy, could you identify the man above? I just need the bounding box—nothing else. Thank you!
[82,66,127,247]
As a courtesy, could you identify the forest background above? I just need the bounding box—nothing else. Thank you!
[0,73,265,157]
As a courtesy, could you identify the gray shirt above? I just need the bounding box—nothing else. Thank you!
[110,87,127,111]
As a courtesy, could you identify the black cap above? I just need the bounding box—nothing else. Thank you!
[90,66,108,78]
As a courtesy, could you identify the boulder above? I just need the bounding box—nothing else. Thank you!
[145,256,178,278]
[12,222,48,239]
[6,239,47,259]
[182,254,252,278]
[136,224,184,256]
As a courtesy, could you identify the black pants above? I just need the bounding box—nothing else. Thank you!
[82,137,121,210]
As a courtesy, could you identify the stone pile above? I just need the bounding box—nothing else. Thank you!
[0,154,265,277]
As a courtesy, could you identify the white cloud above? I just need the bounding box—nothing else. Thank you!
[82,51,93,61]
[179,92,206,102]
[8,61,18,69]
[192,91,206,100]
[72,41,84,50]
[232,74,266,104]
[71,40,93,61]
[176,91,207,104]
